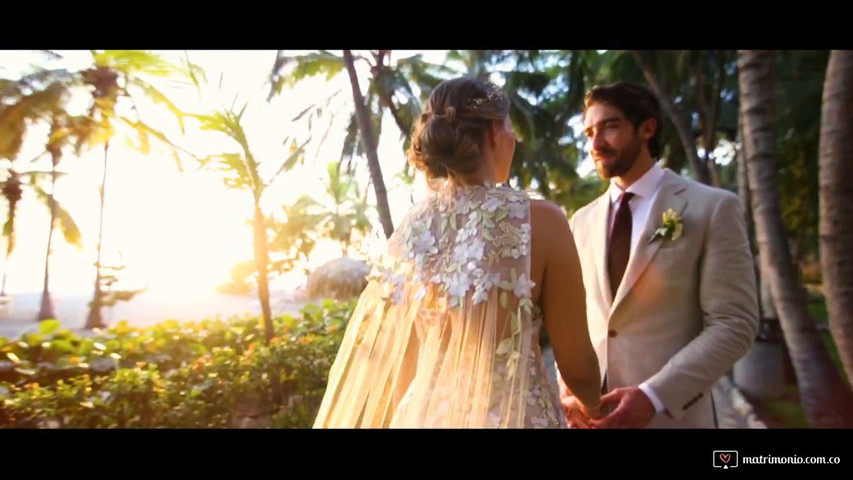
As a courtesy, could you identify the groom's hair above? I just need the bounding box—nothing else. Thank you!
[583,82,662,159]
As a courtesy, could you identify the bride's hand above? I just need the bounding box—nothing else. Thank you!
[580,400,602,420]
[561,394,598,428]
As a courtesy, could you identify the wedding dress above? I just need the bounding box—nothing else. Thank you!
[313,181,565,428]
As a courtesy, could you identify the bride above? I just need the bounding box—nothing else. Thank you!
[313,77,602,428]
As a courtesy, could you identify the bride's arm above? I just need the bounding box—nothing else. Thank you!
[532,200,602,415]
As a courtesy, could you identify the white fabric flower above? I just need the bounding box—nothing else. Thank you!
[513,273,536,298]
[466,238,486,261]
[472,286,489,304]
[413,230,435,253]
[508,202,527,219]
[447,272,471,299]
[483,196,503,212]
[455,194,472,214]
[483,273,501,290]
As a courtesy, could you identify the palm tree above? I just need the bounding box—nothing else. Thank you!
[631,50,741,187]
[341,50,395,238]
[192,105,309,342]
[37,113,86,321]
[497,51,598,204]
[1,72,70,159]
[285,162,371,258]
[77,50,199,329]
[0,75,74,298]
[270,50,452,238]
[0,161,80,299]
[738,49,853,427]
[819,50,853,384]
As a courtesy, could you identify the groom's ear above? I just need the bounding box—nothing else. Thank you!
[639,117,657,141]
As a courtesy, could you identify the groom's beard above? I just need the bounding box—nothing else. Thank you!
[594,135,642,179]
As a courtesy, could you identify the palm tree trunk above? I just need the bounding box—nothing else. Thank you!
[38,152,60,321]
[85,142,109,329]
[252,203,274,342]
[1,246,9,296]
[252,201,281,405]
[1,233,10,296]
[737,110,763,316]
[630,50,712,185]
[738,49,853,427]
[819,50,853,385]
[695,50,726,188]
[343,50,395,238]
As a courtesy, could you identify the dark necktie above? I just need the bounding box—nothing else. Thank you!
[608,192,635,298]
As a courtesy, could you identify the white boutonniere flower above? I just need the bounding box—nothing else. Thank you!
[650,208,684,243]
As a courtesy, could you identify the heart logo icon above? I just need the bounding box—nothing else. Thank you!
[719,453,731,464]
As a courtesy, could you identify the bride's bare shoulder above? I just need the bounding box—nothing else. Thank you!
[529,199,573,242]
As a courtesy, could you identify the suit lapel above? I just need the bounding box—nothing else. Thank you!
[590,194,613,310]
[610,170,688,315]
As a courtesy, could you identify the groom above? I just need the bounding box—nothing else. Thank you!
[558,82,758,428]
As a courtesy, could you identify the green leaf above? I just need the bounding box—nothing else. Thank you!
[6,352,21,364]
[500,292,508,309]
[269,137,311,186]
[23,333,43,346]
[39,319,61,335]
[496,338,513,355]
[52,339,73,353]
[31,185,83,248]
[136,80,186,133]
[172,151,184,173]
[2,215,14,253]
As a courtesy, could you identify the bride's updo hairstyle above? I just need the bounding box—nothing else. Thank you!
[407,77,510,185]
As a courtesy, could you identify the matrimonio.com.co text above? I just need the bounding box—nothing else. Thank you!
[713,450,842,468]
[743,455,841,465]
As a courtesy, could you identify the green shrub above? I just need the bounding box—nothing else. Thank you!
[0,299,353,428]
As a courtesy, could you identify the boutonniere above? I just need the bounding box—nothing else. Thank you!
[649,208,683,243]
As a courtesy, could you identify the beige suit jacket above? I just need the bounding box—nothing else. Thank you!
[567,169,758,428]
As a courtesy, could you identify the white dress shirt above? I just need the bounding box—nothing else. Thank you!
[605,162,667,414]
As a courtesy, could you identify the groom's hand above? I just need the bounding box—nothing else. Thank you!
[589,386,655,429]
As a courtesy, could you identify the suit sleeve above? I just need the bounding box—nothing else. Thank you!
[645,192,759,420]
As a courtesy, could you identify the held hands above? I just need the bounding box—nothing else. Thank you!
[560,393,601,428]
[558,379,602,428]
[560,385,655,429]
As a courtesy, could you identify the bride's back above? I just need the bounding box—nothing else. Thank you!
[312,76,600,428]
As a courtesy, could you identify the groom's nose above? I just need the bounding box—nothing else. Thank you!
[591,133,611,153]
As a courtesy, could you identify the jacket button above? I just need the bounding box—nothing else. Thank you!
[608,329,617,338]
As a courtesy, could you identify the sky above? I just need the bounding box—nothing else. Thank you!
[4,50,729,299]
[0,49,737,301]
[0,50,444,296]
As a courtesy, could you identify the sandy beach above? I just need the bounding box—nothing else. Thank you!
[0,288,307,339]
